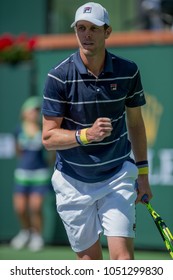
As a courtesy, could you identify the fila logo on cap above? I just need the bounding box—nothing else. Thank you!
[83,7,92,13]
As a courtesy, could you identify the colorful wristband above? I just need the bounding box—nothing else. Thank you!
[75,130,83,145]
[136,160,149,175]
[138,166,149,175]
[80,128,89,144]
[75,129,89,145]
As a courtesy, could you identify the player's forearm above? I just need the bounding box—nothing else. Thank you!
[42,128,79,150]
[128,122,148,162]
[42,117,112,150]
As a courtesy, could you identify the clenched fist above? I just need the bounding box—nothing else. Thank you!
[86,118,113,142]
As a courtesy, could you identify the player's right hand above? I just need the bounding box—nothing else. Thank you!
[86,117,113,142]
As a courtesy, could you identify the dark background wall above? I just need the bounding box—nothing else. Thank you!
[0,0,139,35]
[0,0,48,35]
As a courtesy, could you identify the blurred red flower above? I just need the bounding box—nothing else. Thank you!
[0,33,37,64]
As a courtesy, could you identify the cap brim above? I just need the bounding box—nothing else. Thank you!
[71,17,105,28]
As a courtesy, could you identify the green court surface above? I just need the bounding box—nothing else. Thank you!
[0,245,171,260]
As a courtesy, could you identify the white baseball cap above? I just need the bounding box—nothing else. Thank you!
[71,2,110,27]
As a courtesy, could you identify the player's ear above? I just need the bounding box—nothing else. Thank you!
[105,26,112,39]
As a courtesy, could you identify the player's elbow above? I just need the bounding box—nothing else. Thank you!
[42,135,53,151]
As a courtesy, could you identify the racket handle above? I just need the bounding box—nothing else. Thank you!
[141,194,149,203]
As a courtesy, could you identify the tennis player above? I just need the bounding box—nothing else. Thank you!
[42,2,153,260]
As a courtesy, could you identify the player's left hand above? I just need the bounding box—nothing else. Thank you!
[135,175,153,204]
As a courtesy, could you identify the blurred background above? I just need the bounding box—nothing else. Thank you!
[0,0,173,259]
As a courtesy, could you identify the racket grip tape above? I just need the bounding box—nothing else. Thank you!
[141,194,149,203]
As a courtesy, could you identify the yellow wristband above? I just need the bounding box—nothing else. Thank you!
[138,166,149,175]
[80,128,89,145]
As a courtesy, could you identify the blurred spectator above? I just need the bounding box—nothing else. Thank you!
[141,0,164,30]
[161,0,173,29]
[141,0,173,30]
[10,96,52,252]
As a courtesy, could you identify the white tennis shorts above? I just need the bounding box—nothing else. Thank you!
[51,161,138,252]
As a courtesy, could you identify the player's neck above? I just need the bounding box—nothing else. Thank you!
[80,51,105,78]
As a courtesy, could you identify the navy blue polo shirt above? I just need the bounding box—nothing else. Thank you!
[42,50,146,182]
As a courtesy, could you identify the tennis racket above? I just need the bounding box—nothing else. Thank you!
[142,194,173,259]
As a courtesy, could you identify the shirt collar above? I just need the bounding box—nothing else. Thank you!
[73,50,114,75]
